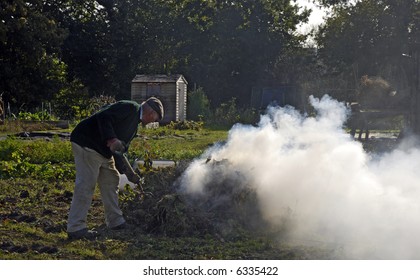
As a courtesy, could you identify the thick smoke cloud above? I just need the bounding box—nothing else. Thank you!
[179,95,420,259]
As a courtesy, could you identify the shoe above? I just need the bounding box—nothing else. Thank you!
[67,228,99,240]
[110,222,127,230]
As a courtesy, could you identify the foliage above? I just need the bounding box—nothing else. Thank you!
[1,0,419,121]
[167,120,204,131]
[317,0,353,7]
[0,137,73,164]
[1,0,311,115]
[53,90,116,120]
[214,98,241,126]
[0,0,68,107]
[207,97,259,128]
[0,150,74,181]
[315,0,419,78]
[52,80,91,120]
[187,87,211,121]
[175,0,310,106]
[0,137,74,181]
[17,111,55,121]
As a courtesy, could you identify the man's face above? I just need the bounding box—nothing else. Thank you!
[142,106,160,124]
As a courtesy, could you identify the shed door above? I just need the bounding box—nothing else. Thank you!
[147,83,161,97]
[261,88,285,107]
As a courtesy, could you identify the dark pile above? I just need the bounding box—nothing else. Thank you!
[120,159,267,239]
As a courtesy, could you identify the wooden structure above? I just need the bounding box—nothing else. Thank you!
[348,103,408,140]
[131,74,188,124]
[251,85,300,109]
[347,66,416,140]
[348,75,404,140]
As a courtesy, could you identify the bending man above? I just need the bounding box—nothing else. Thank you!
[67,97,164,240]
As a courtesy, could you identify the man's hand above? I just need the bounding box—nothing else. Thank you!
[107,138,125,154]
[126,172,141,185]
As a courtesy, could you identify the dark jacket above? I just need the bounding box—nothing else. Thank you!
[70,100,141,159]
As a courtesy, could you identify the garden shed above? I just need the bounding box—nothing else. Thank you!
[251,85,300,110]
[131,74,188,124]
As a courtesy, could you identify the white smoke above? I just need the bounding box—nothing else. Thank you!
[179,95,420,259]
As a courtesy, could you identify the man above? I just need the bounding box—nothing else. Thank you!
[67,97,164,240]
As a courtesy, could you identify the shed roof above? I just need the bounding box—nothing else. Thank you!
[132,74,188,84]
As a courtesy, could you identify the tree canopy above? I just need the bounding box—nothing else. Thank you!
[315,0,419,85]
[0,0,310,110]
[1,0,418,115]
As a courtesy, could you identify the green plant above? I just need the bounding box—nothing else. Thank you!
[187,88,212,121]
[207,98,259,128]
[0,138,73,164]
[0,151,75,181]
[0,138,74,180]
[18,111,55,121]
[167,120,203,131]
[0,137,20,160]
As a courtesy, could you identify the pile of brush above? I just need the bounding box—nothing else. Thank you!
[120,159,267,238]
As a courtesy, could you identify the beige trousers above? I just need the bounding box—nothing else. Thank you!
[67,142,125,233]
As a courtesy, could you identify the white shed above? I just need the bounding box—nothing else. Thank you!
[131,74,188,124]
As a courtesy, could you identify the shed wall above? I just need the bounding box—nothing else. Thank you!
[131,81,187,124]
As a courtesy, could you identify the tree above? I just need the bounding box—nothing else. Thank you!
[60,0,185,99]
[315,0,418,78]
[171,0,310,107]
[0,0,311,113]
[0,0,67,108]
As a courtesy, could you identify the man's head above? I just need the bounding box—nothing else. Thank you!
[142,97,164,124]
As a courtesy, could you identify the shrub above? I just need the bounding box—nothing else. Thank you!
[17,111,54,121]
[167,120,203,131]
[52,78,116,120]
[207,98,259,128]
[187,88,211,121]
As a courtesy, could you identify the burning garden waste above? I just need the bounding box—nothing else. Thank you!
[124,95,420,259]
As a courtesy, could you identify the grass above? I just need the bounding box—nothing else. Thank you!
[0,123,338,260]
[130,128,227,161]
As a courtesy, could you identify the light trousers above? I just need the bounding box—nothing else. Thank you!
[67,142,125,233]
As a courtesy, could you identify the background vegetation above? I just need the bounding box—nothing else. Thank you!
[1,0,418,119]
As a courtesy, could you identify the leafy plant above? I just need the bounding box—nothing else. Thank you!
[18,111,53,121]
[207,98,259,128]
[0,151,75,181]
[187,87,211,121]
[0,138,73,164]
[167,120,203,131]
